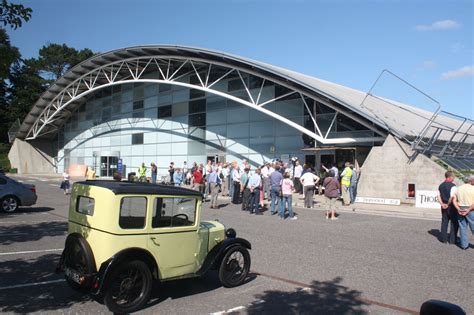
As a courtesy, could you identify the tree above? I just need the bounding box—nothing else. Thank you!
[0,0,32,29]
[37,43,94,82]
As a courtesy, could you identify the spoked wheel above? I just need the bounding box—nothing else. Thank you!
[218,245,251,288]
[104,260,152,314]
[1,196,19,213]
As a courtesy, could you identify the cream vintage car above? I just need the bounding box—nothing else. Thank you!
[56,180,251,313]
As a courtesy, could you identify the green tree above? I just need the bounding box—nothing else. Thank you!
[37,43,94,82]
[0,28,21,143]
[0,0,32,29]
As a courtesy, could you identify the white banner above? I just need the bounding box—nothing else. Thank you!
[415,190,440,209]
[355,197,400,206]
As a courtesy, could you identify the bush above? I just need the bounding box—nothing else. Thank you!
[0,143,11,172]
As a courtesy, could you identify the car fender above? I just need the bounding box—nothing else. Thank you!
[198,237,251,276]
[94,247,159,294]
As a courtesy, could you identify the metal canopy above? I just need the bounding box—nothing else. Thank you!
[16,45,470,149]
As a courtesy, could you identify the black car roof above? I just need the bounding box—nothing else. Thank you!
[75,180,203,197]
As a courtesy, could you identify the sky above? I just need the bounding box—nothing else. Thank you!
[6,0,474,119]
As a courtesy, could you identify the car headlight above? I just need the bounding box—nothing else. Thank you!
[225,228,236,238]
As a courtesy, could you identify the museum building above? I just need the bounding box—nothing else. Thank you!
[8,45,473,203]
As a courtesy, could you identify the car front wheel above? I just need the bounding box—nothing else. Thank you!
[218,245,251,288]
[1,196,19,213]
[104,260,152,314]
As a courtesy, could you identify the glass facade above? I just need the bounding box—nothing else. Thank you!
[56,72,375,176]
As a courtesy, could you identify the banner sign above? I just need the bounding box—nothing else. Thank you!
[415,190,439,209]
[117,159,123,174]
[355,197,401,206]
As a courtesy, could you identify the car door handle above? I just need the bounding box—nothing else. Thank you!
[150,237,160,246]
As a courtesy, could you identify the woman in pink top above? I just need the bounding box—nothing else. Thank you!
[280,172,297,220]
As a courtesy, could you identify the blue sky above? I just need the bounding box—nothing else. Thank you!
[7,0,473,118]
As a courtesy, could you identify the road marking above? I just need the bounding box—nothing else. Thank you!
[26,179,35,182]
[0,248,62,256]
[0,279,65,291]
[17,180,24,182]
[0,219,65,224]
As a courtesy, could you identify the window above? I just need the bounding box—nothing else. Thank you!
[152,197,196,228]
[76,196,95,216]
[228,78,244,92]
[119,197,147,229]
[189,99,206,113]
[132,110,144,118]
[159,84,172,93]
[133,100,144,110]
[132,133,144,145]
[189,89,205,99]
[158,105,172,118]
[189,113,206,127]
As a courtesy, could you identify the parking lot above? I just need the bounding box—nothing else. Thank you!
[1,175,473,314]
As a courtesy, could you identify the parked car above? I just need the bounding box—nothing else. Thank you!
[0,174,37,213]
[57,180,251,313]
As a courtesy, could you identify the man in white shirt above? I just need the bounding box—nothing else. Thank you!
[231,165,241,204]
[293,160,303,194]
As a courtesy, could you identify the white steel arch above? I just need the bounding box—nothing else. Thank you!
[26,55,385,144]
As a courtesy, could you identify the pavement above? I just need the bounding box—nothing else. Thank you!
[1,174,472,314]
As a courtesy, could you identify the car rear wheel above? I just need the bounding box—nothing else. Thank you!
[1,196,19,213]
[218,245,251,288]
[104,260,152,314]
[63,235,95,292]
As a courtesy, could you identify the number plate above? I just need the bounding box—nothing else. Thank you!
[65,267,82,284]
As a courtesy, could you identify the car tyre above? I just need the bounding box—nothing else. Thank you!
[104,260,152,314]
[218,245,251,288]
[63,235,96,292]
[1,196,19,213]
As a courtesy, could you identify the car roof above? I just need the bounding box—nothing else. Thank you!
[75,180,203,197]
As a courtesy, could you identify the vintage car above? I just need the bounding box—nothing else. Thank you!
[57,180,251,313]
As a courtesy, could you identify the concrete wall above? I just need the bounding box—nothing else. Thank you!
[357,135,447,204]
[8,139,56,174]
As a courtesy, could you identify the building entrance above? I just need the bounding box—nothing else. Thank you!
[93,151,120,177]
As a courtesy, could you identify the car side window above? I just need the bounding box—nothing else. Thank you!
[119,197,147,229]
[152,197,196,228]
[76,196,95,216]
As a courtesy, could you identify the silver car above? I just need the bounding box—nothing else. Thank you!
[0,174,37,213]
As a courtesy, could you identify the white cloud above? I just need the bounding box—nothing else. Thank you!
[415,20,461,31]
[441,65,474,80]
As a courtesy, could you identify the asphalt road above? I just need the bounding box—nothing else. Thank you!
[0,175,473,314]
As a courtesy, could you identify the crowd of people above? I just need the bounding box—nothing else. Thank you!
[437,172,474,250]
[134,158,360,220]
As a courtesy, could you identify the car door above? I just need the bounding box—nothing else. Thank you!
[147,196,200,279]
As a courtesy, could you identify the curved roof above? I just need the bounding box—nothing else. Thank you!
[17,45,470,143]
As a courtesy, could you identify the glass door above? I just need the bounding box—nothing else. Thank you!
[100,156,119,177]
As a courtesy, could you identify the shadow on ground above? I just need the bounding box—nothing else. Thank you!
[0,206,55,215]
[0,254,90,313]
[428,229,441,241]
[247,277,369,315]
[0,221,67,245]
[146,271,257,309]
